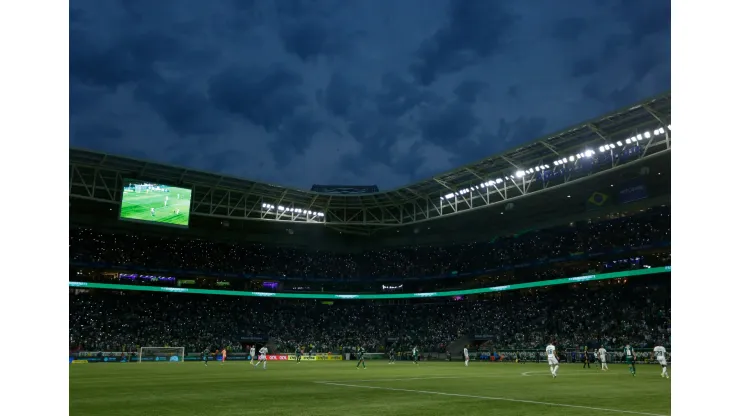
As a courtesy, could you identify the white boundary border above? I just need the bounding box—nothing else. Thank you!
[1,1,68,416]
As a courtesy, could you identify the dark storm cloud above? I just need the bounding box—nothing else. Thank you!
[72,123,124,149]
[208,65,306,132]
[347,112,407,168]
[615,0,671,45]
[136,84,223,137]
[454,80,488,103]
[319,73,366,118]
[575,1,671,109]
[419,102,478,149]
[69,33,152,90]
[69,83,103,115]
[550,17,590,42]
[448,116,548,167]
[269,112,325,168]
[69,26,182,91]
[570,59,599,78]
[279,20,345,62]
[275,0,352,62]
[410,0,520,86]
[375,73,436,118]
[69,0,670,190]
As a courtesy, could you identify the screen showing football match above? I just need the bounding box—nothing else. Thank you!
[119,180,192,227]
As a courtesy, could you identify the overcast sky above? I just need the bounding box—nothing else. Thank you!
[69,0,670,190]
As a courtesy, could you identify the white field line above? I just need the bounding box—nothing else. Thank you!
[323,372,615,383]
[521,370,618,377]
[314,381,667,416]
[322,376,465,383]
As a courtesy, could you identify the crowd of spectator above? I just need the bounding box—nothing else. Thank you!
[69,206,670,355]
[70,207,670,280]
[69,275,670,354]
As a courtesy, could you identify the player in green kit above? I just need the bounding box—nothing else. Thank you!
[295,347,302,363]
[388,347,396,364]
[624,344,636,376]
[356,347,366,369]
[412,346,420,365]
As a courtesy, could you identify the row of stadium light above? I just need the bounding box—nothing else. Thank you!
[440,124,670,201]
[261,203,325,217]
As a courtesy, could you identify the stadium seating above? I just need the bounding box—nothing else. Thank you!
[69,206,670,354]
[70,206,670,280]
[69,274,669,354]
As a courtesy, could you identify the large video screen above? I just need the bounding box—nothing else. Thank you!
[120,180,192,227]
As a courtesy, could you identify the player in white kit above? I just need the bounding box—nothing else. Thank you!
[546,342,559,378]
[463,347,469,366]
[249,346,256,365]
[652,344,669,379]
[253,346,268,369]
[598,345,608,371]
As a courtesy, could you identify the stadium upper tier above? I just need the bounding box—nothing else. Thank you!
[70,206,670,282]
[70,93,670,233]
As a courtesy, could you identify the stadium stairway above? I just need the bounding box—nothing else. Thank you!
[265,339,278,354]
[446,335,472,355]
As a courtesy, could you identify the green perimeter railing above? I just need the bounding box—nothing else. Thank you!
[69,266,670,300]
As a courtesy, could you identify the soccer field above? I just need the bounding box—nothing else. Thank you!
[69,361,670,416]
[119,189,191,226]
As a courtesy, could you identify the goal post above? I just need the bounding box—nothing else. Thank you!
[138,347,185,363]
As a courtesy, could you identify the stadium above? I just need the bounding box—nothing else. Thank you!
[69,93,671,416]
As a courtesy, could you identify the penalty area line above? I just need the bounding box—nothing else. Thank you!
[314,382,667,416]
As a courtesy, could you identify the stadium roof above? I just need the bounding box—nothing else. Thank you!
[70,92,671,234]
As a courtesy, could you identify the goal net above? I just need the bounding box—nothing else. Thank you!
[138,347,185,363]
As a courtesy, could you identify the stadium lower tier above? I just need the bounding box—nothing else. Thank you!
[70,274,670,354]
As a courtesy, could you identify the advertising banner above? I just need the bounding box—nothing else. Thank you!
[68,267,670,300]
[72,354,289,363]
[619,179,649,204]
[288,355,316,361]
[287,354,342,361]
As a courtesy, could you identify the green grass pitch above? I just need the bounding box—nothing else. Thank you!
[69,361,670,416]
[120,188,191,226]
